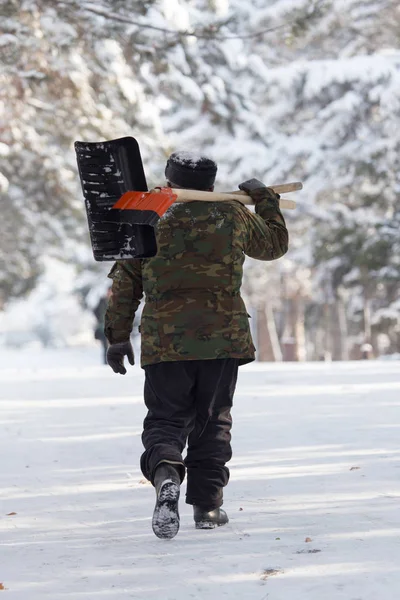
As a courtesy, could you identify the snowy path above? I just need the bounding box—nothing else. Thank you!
[1,349,400,599]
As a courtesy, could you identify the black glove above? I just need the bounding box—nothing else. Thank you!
[238,178,280,205]
[107,341,134,375]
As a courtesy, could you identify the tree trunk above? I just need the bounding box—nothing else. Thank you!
[256,304,277,361]
[331,296,348,360]
[294,295,306,362]
[265,302,283,362]
[281,294,306,361]
[323,302,333,361]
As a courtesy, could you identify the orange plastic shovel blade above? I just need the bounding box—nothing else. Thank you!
[113,188,177,217]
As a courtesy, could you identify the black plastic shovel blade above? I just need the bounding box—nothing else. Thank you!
[75,136,158,260]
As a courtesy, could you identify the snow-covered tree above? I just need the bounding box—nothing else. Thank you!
[1,0,399,358]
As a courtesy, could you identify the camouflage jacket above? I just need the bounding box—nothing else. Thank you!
[105,198,288,367]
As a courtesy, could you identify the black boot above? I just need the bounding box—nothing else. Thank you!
[193,506,229,529]
[152,462,181,540]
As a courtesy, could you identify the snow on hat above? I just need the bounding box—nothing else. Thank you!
[165,151,217,190]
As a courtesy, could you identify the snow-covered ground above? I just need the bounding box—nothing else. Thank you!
[1,348,400,599]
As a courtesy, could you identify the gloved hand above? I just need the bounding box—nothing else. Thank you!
[107,341,134,375]
[238,178,280,205]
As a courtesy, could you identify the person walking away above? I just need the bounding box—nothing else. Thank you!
[104,152,289,539]
[93,289,111,364]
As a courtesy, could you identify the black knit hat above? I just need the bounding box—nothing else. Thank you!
[165,151,217,190]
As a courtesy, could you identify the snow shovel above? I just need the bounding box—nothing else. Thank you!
[75,136,301,261]
[113,183,300,227]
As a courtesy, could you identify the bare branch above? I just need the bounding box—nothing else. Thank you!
[75,2,289,41]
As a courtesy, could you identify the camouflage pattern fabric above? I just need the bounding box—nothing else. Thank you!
[105,197,288,367]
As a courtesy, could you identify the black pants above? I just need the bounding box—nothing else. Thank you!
[140,359,239,509]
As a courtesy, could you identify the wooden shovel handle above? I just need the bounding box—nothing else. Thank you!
[172,181,302,210]
[226,182,303,195]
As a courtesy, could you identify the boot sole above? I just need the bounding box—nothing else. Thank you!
[195,520,217,530]
[195,518,229,530]
[152,480,180,539]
